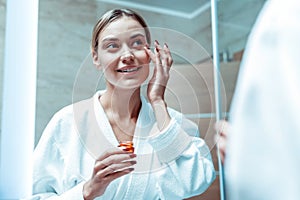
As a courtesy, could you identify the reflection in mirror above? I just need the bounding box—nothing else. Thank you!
[0,0,266,199]
[32,4,217,199]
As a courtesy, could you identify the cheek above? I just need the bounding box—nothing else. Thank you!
[135,50,150,79]
[99,53,119,69]
[134,50,150,65]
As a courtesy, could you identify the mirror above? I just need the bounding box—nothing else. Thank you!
[34,0,265,199]
[0,0,265,199]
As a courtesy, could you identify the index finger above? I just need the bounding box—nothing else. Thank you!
[97,147,134,162]
[215,120,229,137]
[144,46,156,62]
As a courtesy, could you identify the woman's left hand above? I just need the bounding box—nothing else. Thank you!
[144,40,173,105]
[214,120,230,164]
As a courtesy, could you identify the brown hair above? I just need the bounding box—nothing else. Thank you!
[91,8,151,53]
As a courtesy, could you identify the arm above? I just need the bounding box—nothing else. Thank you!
[82,149,136,200]
[144,41,215,199]
[28,113,86,200]
[148,117,216,199]
[145,40,172,131]
[29,110,136,200]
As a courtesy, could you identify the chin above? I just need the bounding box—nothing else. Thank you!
[104,78,143,90]
[117,80,145,90]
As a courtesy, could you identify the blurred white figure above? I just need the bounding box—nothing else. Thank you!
[225,0,300,199]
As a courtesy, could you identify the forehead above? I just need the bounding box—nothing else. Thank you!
[99,17,146,40]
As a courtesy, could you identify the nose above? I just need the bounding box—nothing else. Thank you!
[120,52,134,63]
[120,45,134,63]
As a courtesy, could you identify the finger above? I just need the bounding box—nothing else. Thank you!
[95,153,136,171]
[220,121,229,137]
[154,40,166,77]
[219,143,226,164]
[154,40,163,51]
[155,48,163,73]
[163,43,173,68]
[217,135,226,164]
[214,120,222,132]
[154,40,162,64]
[214,120,228,137]
[144,45,156,62]
[96,147,134,162]
[95,152,136,171]
[161,46,168,70]
[218,136,226,151]
[97,160,136,178]
[105,168,134,182]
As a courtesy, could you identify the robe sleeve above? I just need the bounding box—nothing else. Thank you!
[147,117,216,199]
[26,112,86,200]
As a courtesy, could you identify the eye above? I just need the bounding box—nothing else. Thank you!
[131,39,144,47]
[106,42,119,49]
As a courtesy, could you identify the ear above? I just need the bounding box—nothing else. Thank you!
[92,49,101,69]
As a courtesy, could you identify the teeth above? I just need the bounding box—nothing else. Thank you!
[124,68,137,72]
[117,67,140,73]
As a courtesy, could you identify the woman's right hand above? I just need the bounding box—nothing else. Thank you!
[82,148,136,200]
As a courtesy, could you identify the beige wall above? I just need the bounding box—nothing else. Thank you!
[35,0,99,144]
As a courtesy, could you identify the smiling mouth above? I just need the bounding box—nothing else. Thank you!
[116,66,142,73]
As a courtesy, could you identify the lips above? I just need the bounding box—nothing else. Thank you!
[116,66,142,73]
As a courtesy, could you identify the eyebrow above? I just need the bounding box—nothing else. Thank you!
[101,32,146,42]
[130,33,146,39]
[101,36,119,43]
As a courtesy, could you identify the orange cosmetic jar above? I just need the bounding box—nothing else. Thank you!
[118,141,134,153]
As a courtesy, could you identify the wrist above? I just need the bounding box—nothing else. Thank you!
[150,98,166,107]
[151,99,171,131]
[151,99,167,115]
[83,182,95,200]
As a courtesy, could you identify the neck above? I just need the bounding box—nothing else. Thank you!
[100,85,142,119]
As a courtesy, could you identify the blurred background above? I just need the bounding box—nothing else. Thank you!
[0,0,266,199]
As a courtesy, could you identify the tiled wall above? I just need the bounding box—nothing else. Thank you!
[177,62,240,200]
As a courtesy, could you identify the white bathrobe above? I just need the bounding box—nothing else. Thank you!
[225,0,300,199]
[29,90,215,200]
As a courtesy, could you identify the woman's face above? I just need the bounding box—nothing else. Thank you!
[93,16,150,89]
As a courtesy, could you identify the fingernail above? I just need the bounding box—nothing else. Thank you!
[155,40,159,45]
[128,168,134,171]
[130,154,137,158]
[155,47,159,52]
[131,160,137,165]
[164,43,168,48]
[145,44,150,49]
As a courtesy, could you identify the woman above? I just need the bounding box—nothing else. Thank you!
[30,8,215,199]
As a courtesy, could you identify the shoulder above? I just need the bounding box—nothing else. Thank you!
[53,91,103,121]
[43,97,94,140]
[51,98,92,124]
